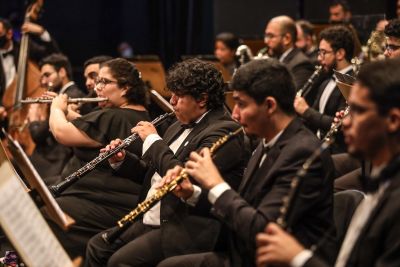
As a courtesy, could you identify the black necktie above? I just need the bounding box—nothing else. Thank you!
[1,50,13,58]
[180,122,196,129]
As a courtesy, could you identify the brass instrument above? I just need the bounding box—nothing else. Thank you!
[102,127,244,244]
[296,65,323,97]
[276,108,348,229]
[20,97,109,104]
[48,112,175,197]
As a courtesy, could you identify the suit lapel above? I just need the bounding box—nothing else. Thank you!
[239,142,263,193]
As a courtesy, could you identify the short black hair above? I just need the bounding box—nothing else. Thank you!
[83,55,112,69]
[384,19,400,39]
[230,58,296,115]
[319,25,354,62]
[101,58,147,106]
[215,32,241,51]
[166,58,225,110]
[39,53,73,80]
[329,0,350,12]
[0,18,12,32]
[357,58,400,115]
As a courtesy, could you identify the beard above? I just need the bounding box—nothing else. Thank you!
[269,43,285,58]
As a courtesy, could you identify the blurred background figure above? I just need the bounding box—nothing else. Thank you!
[214,32,240,75]
[329,0,352,24]
[296,20,318,65]
[384,19,400,59]
[117,41,134,59]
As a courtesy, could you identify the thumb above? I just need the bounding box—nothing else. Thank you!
[266,222,283,235]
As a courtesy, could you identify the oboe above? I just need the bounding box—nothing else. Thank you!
[276,106,349,230]
[102,127,244,244]
[296,65,323,97]
[48,112,175,197]
[20,97,109,104]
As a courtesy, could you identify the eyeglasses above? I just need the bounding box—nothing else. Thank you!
[264,33,283,40]
[95,77,118,89]
[385,44,400,53]
[40,71,56,80]
[317,49,334,57]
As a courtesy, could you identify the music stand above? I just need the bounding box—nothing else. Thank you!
[0,140,78,267]
[2,129,74,230]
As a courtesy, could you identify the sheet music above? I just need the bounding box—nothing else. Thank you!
[13,140,68,223]
[0,151,73,267]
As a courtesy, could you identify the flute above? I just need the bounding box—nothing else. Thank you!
[20,97,109,104]
[48,112,175,197]
[102,127,244,244]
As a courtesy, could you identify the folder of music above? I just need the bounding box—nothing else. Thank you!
[0,140,78,267]
[2,129,75,230]
[333,69,355,101]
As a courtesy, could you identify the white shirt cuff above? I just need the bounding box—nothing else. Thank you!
[40,30,51,42]
[142,134,162,155]
[183,185,202,206]
[208,182,231,204]
[110,161,123,170]
[290,250,313,267]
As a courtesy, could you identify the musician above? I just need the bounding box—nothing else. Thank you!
[28,53,85,180]
[74,55,113,115]
[0,18,59,121]
[295,20,318,66]
[156,59,334,267]
[256,57,400,267]
[384,19,400,59]
[294,25,354,154]
[329,0,351,24]
[214,32,240,75]
[45,58,150,258]
[264,15,314,89]
[84,58,247,266]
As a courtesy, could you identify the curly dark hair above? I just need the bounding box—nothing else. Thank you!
[231,58,296,115]
[357,58,400,115]
[101,58,147,106]
[215,32,241,51]
[166,58,225,110]
[384,19,400,39]
[319,25,354,62]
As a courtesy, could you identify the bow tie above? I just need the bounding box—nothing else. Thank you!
[1,50,13,58]
[181,122,196,129]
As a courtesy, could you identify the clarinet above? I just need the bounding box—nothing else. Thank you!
[102,127,244,244]
[276,107,349,230]
[48,112,175,197]
[296,65,323,97]
[20,97,109,104]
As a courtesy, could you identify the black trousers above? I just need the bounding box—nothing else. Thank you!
[85,220,164,267]
[156,252,228,267]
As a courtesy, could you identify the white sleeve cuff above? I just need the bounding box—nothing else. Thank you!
[110,161,123,170]
[40,30,51,42]
[290,250,313,267]
[208,182,231,204]
[183,185,202,206]
[142,134,162,155]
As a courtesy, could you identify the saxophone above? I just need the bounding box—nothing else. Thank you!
[102,127,244,244]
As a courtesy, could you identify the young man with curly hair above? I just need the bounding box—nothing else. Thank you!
[84,58,247,266]
[384,19,400,59]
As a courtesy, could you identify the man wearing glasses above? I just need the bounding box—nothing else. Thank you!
[264,15,314,90]
[294,25,354,154]
[384,19,400,59]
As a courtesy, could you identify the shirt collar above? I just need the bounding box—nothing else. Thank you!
[279,47,294,62]
[262,130,284,150]
[59,81,75,94]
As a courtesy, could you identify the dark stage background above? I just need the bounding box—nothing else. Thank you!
[0,0,396,87]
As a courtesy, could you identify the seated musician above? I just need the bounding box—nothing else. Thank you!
[156,59,335,267]
[44,58,150,258]
[214,32,240,75]
[84,58,247,266]
[28,53,85,181]
[256,58,400,267]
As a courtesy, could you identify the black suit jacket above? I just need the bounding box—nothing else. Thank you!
[211,117,334,267]
[117,107,247,256]
[282,47,314,90]
[305,162,400,267]
[302,70,353,153]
